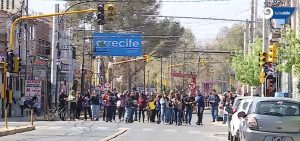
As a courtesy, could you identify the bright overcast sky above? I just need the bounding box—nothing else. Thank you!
[28,0,264,42]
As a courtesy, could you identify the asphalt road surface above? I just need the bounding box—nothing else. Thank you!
[0,111,228,141]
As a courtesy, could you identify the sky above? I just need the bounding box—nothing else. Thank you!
[28,0,264,43]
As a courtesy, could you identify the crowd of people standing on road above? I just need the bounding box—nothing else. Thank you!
[57,88,236,126]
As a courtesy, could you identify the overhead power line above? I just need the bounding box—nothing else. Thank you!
[142,15,261,23]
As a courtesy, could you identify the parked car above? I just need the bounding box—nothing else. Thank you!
[228,97,253,141]
[237,97,300,141]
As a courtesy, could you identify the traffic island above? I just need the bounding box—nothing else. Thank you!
[0,125,35,137]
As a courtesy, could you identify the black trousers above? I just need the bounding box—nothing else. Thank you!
[76,106,82,119]
[84,107,92,120]
[20,105,24,116]
[103,106,107,121]
[106,106,113,121]
[150,110,156,122]
[138,108,145,122]
[197,106,204,124]
[118,107,125,120]
[58,105,66,121]
[70,102,76,120]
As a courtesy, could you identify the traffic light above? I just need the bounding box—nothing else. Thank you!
[105,4,115,21]
[143,55,150,63]
[97,4,105,25]
[259,71,265,84]
[259,52,267,69]
[7,51,14,73]
[13,57,21,73]
[267,45,277,63]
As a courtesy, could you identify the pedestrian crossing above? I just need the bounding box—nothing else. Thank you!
[35,125,226,136]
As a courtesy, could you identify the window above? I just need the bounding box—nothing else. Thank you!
[11,0,14,9]
[1,0,4,9]
[256,101,300,116]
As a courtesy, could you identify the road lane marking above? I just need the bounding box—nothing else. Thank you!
[164,129,177,132]
[188,130,202,134]
[141,128,154,131]
[97,127,109,130]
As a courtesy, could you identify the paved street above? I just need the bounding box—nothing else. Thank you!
[0,112,228,141]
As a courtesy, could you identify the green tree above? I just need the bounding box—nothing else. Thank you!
[231,38,262,86]
[277,28,300,75]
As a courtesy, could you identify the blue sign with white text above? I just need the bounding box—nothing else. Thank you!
[93,33,142,56]
[271,7,295,19]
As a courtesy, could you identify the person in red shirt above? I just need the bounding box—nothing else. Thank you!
[138,93,147,122]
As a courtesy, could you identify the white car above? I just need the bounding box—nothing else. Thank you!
[229,97,253,141]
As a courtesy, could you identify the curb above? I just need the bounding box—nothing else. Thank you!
[0,126,35,137]
[99,128,128,141]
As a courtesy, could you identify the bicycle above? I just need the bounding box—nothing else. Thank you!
[46,106,70,121]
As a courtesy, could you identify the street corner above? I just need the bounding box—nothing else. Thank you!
[0,125,35,137]
[99,128,129,141]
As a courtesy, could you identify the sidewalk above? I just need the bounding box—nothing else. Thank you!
[0,126,35,137]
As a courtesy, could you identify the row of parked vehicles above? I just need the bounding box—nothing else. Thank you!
[226,96,300,141]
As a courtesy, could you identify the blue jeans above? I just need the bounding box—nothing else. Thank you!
[125,107,132,120]
[161,108,166,123]
[169,108,174,123]
[223,114,228,123]
[185,108,192,124]
[165,108,170,123]
[91,104,100,119]
[211,106,218,120]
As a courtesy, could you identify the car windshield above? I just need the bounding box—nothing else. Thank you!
[256,100,300,116]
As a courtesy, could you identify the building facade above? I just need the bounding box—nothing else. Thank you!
[0,0,22,14]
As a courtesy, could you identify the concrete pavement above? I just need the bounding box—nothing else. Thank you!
[0,110,229,141]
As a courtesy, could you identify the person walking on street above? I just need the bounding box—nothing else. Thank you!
[208,89,220,122]
[195,90,204,125]
[222,91,235,124]
[117,92,126,122]
[138,93,147,123]
[125,93,134,123]
[148,96,156,123]
[58,89,67,121]
[90,91,100,121]
[18,94,25,117]
[155,94,162,124]
[184,92,195,125]
[102,91,110,121]
[68,90,77,121]
[168,94,175,124]
[76,92,83,120]
[83,92,92,121]
[174,94,183,125]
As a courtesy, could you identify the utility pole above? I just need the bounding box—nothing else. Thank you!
[80,28,86,95]
[51,4,59,107]
[160,57,163,93]
[262,0,269,97]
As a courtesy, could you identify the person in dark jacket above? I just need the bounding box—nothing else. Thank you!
[83,92,92,121]
[208,89,220,122]
[125,93,134,123]
[184,92,195,125]
[76,92,83,120]
[58,89,67,121]
[138,93,147,122]
[195,90,205,125]
[90,91,100,121]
